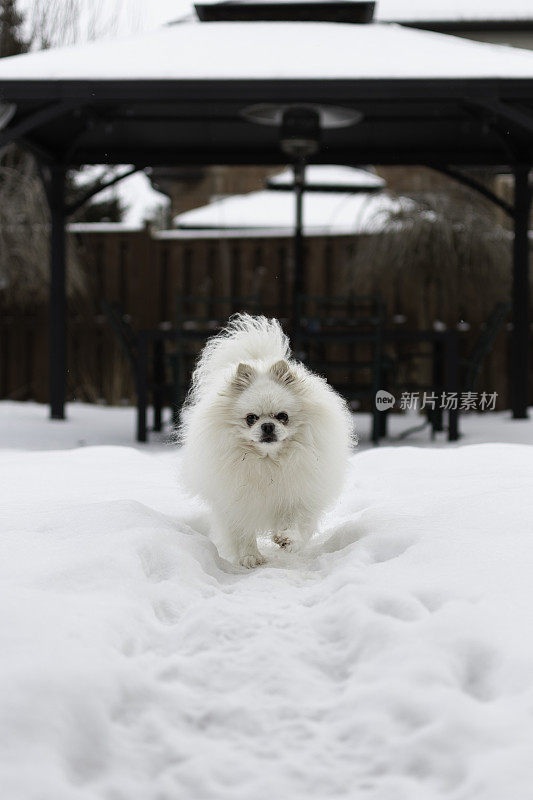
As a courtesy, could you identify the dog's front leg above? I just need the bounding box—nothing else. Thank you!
[212,512,265,568]
[272,514,318,553]
[235,528,265,568]
[221,525,265,568]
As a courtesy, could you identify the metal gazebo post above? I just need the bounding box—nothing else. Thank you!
[292,157,306,347]
[279,107,320,348]
[39,164,143,421]
[266,165,384,344]
[46,164,67,420]
[242,103,362,348]
[512,164,532,419]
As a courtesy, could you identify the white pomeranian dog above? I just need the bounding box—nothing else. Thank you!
[179,314,354,567]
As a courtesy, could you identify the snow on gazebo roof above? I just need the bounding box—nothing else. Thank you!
[3,19,533,81]
[173,189,400,235]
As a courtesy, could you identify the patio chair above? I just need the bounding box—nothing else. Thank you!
[461,302,511,392]
[393,301,510,440]
[101,300,181,438]
[297,294,392,444]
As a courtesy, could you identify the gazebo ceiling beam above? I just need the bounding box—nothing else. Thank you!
[59,110,465,125]
[460,104,520,163]
[18,135,56,164]
[0,100,83,150]
[3,78,533,103]
[430,166,515,218]
[61,108,116,164]
[62,149,513,168]
[464,98,533,140]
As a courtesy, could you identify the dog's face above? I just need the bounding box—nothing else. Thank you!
[229,360,302,456]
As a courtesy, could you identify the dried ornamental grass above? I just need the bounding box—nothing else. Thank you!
[0,152,86,306]
[346,187,512,329]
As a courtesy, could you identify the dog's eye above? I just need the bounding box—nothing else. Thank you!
[246,414,258,427]
[276,412,289,424]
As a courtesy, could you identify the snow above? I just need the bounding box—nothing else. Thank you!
[3,400,533,451]
[68,222,145,233]
[268,165,386,190]
[4,400,533,451]
[155,226,357,239]
[72,167,169,227]
[2,399,533,799]
[3,20,533,81]
[376,0,533,23]
[174,189,399,234]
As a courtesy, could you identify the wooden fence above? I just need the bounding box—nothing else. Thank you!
[0,225,527,409]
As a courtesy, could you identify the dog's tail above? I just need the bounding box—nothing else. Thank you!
[188,313,290,399]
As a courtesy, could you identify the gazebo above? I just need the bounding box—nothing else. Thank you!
[0,0,532,421]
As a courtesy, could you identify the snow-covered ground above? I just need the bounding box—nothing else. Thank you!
[2,400,533,800]
[2,400,533,451]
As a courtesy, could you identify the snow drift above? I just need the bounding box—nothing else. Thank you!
[2,433,533,799]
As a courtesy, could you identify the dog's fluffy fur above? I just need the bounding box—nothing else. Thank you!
[179,314,354,567]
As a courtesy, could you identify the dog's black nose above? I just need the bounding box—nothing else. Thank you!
[261,422,275,436]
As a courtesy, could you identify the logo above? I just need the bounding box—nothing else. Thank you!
[375,390,396,410]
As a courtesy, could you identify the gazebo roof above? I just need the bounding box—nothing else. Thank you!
[2,20,533,81]
[2,16,533,167]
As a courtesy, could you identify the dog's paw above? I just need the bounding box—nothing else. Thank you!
[273,529,302,552]
[239,553,266,569]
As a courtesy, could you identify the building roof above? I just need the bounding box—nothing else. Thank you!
[375,0,533,24]
[174,188,400,234]
[162,1,533,26]
[165,0,533,26]
[268,165,385,190]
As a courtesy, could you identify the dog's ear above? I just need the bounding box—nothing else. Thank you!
[232,362,257,392]
[269,359,296,387]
